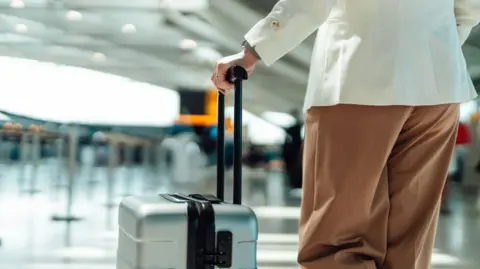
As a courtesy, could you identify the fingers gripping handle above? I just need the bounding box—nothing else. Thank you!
[217,65,248,205]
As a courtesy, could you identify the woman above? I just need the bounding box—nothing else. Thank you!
[211,0,480,268]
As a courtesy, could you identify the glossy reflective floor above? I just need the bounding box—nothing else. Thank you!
[0,162,478,269]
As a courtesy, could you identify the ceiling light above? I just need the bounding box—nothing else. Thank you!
[10,0,25,9]
[179,39,198,50]
[91,52,106,62]
[65,10,83,21]
[122,24,137,34]
[15,24,28,33]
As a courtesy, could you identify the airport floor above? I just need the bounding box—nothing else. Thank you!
[0,162,478,269]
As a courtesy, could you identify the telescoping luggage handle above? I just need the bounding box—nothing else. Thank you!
[216,65,248,205]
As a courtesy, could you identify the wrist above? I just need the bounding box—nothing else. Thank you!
[242,40,261,59]
[242,48,259,65]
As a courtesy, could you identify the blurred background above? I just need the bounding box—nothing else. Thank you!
[0,0,478,268]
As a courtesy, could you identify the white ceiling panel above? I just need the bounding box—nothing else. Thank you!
[0,1,310,115]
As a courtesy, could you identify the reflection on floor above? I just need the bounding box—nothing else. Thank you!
[0,163,478,269]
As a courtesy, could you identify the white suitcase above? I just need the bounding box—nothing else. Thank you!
[116,66,258,269]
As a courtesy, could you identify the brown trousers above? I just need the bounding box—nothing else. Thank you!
[298,104,459,269]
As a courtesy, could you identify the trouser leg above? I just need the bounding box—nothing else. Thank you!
[298,105,412,269]
[383,104,459,269]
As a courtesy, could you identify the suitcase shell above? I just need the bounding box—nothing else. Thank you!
[117,66,253,269]
[117,195,258,269]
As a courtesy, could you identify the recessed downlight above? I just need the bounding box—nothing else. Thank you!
[179,39,197,50]
[15,23,28,33]
[10,0,25,9]
[91,52,106,62]
[65,10,83,21]
[122,24,137,34]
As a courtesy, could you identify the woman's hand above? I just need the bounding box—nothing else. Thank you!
[211,48,259,94]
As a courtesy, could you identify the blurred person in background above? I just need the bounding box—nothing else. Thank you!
[211,0,480,268]
[193,126,217,156]
[442,121,472,214]
[244,144,267,168]
[207,125,235,169]
[283,109,304,188]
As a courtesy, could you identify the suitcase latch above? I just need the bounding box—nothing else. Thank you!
[202,231,233,268]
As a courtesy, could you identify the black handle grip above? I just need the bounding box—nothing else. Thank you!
[217,65,248,205]
[226,65,249,83]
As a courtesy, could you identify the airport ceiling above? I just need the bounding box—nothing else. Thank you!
[0,0,479,116]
